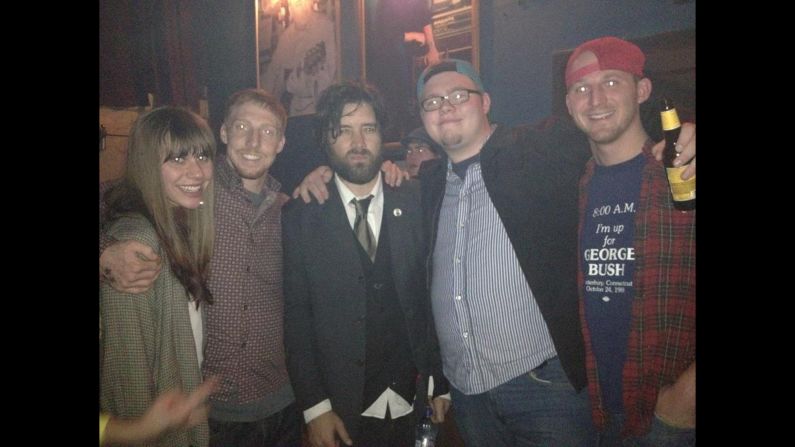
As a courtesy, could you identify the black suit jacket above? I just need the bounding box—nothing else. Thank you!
[282,178,447,438]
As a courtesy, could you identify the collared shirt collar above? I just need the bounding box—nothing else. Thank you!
[335,171,383,203]
[449,153,481,180]
[334,172,384,237]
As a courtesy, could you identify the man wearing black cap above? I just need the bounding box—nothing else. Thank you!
[401,127,441,178]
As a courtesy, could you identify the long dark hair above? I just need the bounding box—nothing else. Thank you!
[315,80,388,152]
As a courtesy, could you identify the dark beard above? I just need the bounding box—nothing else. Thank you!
[329,149,383,185]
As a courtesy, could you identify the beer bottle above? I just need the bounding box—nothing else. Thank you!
[660,98,695,210]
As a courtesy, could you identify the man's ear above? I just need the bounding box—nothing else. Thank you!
[219,124,228,145]
[637,78,652,104]
[481,92,491,115]
[276,135,285,154]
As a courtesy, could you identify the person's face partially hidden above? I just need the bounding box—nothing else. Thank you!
[405,141,438,177]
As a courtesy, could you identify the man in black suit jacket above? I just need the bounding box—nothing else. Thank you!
[282,80,449,447]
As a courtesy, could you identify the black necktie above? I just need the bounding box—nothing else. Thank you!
[351,195,376,262]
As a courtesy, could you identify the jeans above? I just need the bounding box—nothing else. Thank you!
[450,357,596,446]
[599,413,695,447]
[208,402,302,447]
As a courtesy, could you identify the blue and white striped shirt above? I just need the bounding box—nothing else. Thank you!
[431,161,557,394]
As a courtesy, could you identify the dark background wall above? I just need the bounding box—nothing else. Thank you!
[100,0,695,127]
[336,0,696,126]
[478,0,696,126]
[100,0,695,190]
[193,0,257,136]
[99,0,210,111]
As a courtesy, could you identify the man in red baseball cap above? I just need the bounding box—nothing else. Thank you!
[566,36,696,447]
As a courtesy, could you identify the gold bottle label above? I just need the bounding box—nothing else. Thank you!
[661,109,681,131]
[666,166,696,201]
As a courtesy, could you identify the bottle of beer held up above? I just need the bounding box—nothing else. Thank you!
[660,98,695,211]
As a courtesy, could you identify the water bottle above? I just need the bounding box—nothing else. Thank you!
[415,405,438,447]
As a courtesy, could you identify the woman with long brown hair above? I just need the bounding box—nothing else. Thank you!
[100,106,216,447]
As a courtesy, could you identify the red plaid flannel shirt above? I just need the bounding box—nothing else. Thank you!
[577,143,696,437]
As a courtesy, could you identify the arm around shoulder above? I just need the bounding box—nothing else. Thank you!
[100,215,163,294]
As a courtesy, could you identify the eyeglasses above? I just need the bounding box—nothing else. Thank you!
[406,146,432,155]
[421,89,482,112]
[228,120,281,140]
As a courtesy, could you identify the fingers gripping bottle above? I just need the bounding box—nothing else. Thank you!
[660,98,695,211]
[415,405,438,447]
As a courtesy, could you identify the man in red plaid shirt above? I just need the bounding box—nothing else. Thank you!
[565,37,695,446]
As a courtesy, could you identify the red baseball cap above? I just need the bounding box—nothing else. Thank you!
[565,37,646,88]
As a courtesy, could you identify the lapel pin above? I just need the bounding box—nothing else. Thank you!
[393,208,402,217]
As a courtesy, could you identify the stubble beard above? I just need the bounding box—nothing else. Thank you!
[227,154,269,182]
[435,124,465,153]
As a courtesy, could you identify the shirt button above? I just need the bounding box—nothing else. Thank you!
[373,283,383,290]
[462,332,469,338]
[241,342,247,348]
[455,295,462,301]
[246,265,250,272]
[243,304,248,310]
[455,257,461,263]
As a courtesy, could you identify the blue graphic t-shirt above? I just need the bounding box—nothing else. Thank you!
[581,153,644,413]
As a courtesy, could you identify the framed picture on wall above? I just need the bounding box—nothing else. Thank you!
[257,0,342,117]
[359,0,478,142]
